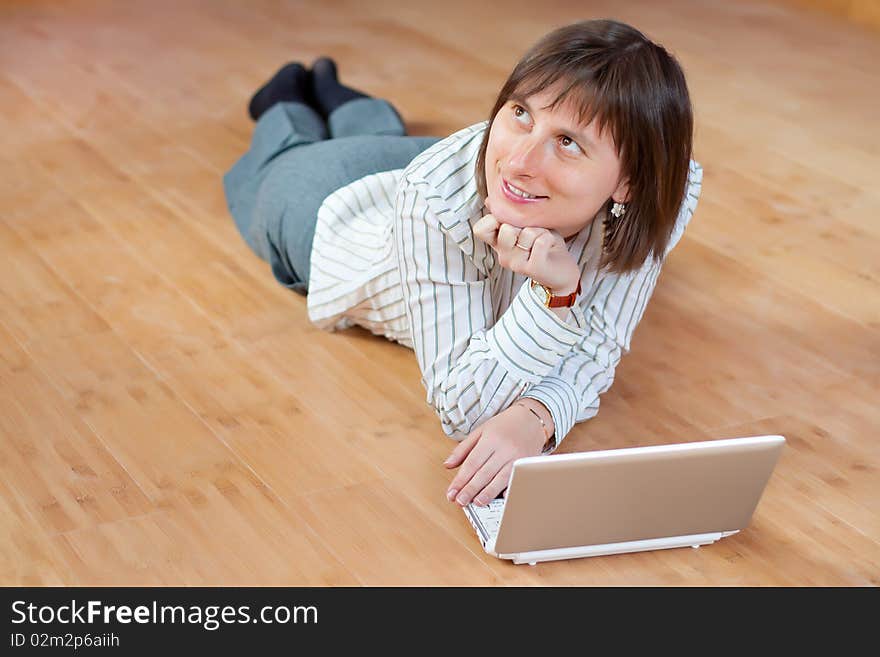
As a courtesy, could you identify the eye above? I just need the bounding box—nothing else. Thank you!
[559,135,582,154]
[511,104,583,156]
[512,104,530,123]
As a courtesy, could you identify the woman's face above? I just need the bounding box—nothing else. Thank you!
[484,82,629,240]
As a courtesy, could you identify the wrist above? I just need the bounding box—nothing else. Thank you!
[551,281,580,296]
[514,398,556,451]
[548,266,582,296]
[532,276,579,296]
[530,277,581,310]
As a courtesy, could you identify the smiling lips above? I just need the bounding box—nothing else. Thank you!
[501,178,547,204]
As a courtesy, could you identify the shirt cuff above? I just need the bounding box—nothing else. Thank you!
[519,376,580,453]
[484,280,584,383]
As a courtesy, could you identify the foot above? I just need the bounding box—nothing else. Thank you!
[248,62,312,121]
[310,56,370,120]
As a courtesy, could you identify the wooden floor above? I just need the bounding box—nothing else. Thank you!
[1,0,877,586]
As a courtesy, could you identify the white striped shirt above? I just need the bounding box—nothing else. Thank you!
[307,120,703,451]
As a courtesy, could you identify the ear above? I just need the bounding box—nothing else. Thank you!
[612,177,630,204]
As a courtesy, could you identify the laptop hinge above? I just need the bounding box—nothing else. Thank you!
[499,532,726,565]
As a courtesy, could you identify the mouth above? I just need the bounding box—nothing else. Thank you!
[500,177,547,204]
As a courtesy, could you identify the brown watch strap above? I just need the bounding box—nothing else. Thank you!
[548,280,582,307]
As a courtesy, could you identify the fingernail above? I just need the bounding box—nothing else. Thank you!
[443,457,453,465]
[456,494,467,506]
[446,488,458,501]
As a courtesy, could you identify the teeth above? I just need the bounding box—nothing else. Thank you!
[506,182,538,199]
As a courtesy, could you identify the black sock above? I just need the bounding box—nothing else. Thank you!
[248,62,311,121]
[310,57,370,119]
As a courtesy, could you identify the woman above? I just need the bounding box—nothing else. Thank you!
[223,19,703,510]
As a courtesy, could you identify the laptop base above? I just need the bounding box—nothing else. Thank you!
[495,530,740,565]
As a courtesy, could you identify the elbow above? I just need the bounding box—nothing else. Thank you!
[438,411,469,441]
[430,387,475,439]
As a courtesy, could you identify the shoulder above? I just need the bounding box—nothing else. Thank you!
[402,120,489,189]
[665,158,704,254]
[398,120,489,231]
[395,121,491,263]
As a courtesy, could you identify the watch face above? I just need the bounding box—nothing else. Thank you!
[531,281,550,305]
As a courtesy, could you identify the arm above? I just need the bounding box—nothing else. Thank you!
[443,159,703,506]
[518,159,704,452]
[443,258,664,506]
[393,174,589,439]
[519,254,664,453]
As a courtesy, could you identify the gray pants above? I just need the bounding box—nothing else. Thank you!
[222,97,441,295]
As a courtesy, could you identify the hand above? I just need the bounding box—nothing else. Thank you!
[472,213,581,293]
[444,404,548,507]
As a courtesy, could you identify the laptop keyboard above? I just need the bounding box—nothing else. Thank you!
[464,498,506,547]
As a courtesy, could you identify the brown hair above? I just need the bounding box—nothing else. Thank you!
[474,19,694,274]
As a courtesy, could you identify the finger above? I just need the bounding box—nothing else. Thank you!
[453,451,506,506]
[472,214,498,241]
[496,222,522,251]
[527,231,554,266]
[445,432,487,502]
[448,441,496,504]
[444,430,480,469]
[507,237,533,273]
[502,224,539,274]
[545,227,565,241]
[472,463,514,507]
[515,226,545,250]
[511,226,545,267]
[472,214,500,247]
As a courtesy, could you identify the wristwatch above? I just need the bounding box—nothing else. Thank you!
[530,279,581,308]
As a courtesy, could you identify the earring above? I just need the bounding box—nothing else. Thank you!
[603,201,627,254]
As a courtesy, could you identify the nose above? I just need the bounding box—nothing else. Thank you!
[506,134,544,176]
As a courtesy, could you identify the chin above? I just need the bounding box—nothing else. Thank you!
[493,210,532,230]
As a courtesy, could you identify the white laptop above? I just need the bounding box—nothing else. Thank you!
[462,435,785,565]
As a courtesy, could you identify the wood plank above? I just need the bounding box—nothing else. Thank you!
[0,368,153,535]
[0,221,110,344]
